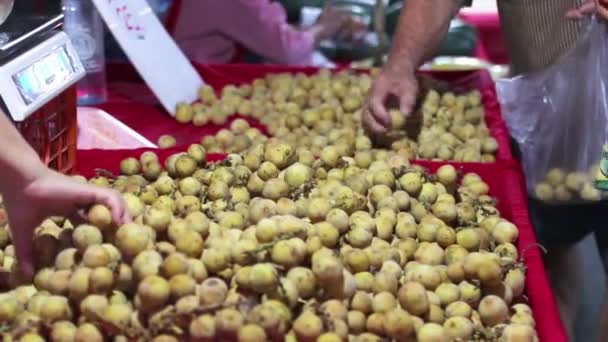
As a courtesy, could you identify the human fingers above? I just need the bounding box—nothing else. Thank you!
[75,184,131,225]
[319,7,347,23]
[6,211,37,278]
[350,18,368,31]
[399,85,418,118]
[95,188,132,225]
[368,81,392,128]
[370,94,392,129]
[67,211,87,228]
[565,0,595,18]
[363,107,388,137]
[597,0,608,20]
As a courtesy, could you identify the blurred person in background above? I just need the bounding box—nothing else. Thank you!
[172,0,360,65]
[362,0,608,340]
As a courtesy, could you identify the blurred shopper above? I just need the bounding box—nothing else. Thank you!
[362,0,608,340]
[0,113,130,278]
[172,0,357,65]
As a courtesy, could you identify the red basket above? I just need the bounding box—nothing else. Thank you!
[75,149,566,342]
[102,63,513,161]
[14,86,77,174]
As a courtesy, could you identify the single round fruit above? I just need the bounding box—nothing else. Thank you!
[417,323,448,342]
[136,275,171,312]
[115,223,150,259]
[158,135,177,149]
[478,295,509,326]
[72,225,103,252]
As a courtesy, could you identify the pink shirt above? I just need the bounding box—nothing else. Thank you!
[173,0,316,65]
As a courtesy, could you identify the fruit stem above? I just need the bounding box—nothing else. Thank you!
[94,168,117,179]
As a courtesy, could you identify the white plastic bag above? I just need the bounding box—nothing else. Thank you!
[497,17,608,204]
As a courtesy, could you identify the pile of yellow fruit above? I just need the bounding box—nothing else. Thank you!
[167,70,498,163]
[534,166,601,203]
[0,139,536,341]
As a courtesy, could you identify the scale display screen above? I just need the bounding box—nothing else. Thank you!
[12,46,76,105]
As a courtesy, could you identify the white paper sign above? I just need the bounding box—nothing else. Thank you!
[92,0,203,116]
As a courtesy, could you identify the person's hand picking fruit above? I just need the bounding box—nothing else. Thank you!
[0,113,130,278]
[361,1,459,143]
[566,0,608,20]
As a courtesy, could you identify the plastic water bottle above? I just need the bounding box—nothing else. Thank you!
[62,0,107,105]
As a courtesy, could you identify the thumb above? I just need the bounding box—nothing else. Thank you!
[369,86,391,128]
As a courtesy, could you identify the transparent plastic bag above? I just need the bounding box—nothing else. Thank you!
[496,17,608,204]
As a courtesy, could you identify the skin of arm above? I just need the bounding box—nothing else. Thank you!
[0,113,47,194]
[363,0,465,139]
[216,0,318,65]
[0,112,129,278]
[215,0,350,65]
[384,0,464,74]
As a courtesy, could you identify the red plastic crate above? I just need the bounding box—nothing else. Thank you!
[103,63,513,161]
[75,148,566,342]
[13,86,77,174]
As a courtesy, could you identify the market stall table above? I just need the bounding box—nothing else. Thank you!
[76,148,567,342]
[102,63,513,161]
[76,61,567,340]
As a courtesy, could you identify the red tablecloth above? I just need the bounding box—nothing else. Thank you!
[75,149,566,342]
[103,63,512,161]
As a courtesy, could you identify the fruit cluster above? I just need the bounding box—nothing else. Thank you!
[165,70,498,163]
[0,139,535,341]
[534,166,601,203]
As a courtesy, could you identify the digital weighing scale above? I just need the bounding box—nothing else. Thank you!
[0,13,85,121]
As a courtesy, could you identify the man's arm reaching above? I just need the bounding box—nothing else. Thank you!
[363,0,465,139]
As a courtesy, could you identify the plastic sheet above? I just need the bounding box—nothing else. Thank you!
[497,18,608,204]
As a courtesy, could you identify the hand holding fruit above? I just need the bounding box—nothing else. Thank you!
[566,0,608,20]
[3,169,130,278]
[363,64,418,143]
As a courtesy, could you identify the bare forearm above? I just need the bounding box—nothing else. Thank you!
[385,0,463,73]
[0,112,45,193]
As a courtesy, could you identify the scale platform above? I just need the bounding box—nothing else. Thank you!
[0,14,63,60]
[0,14,85,121]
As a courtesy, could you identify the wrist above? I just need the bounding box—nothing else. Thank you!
[1,154,47,196]
[384,56,417,76]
